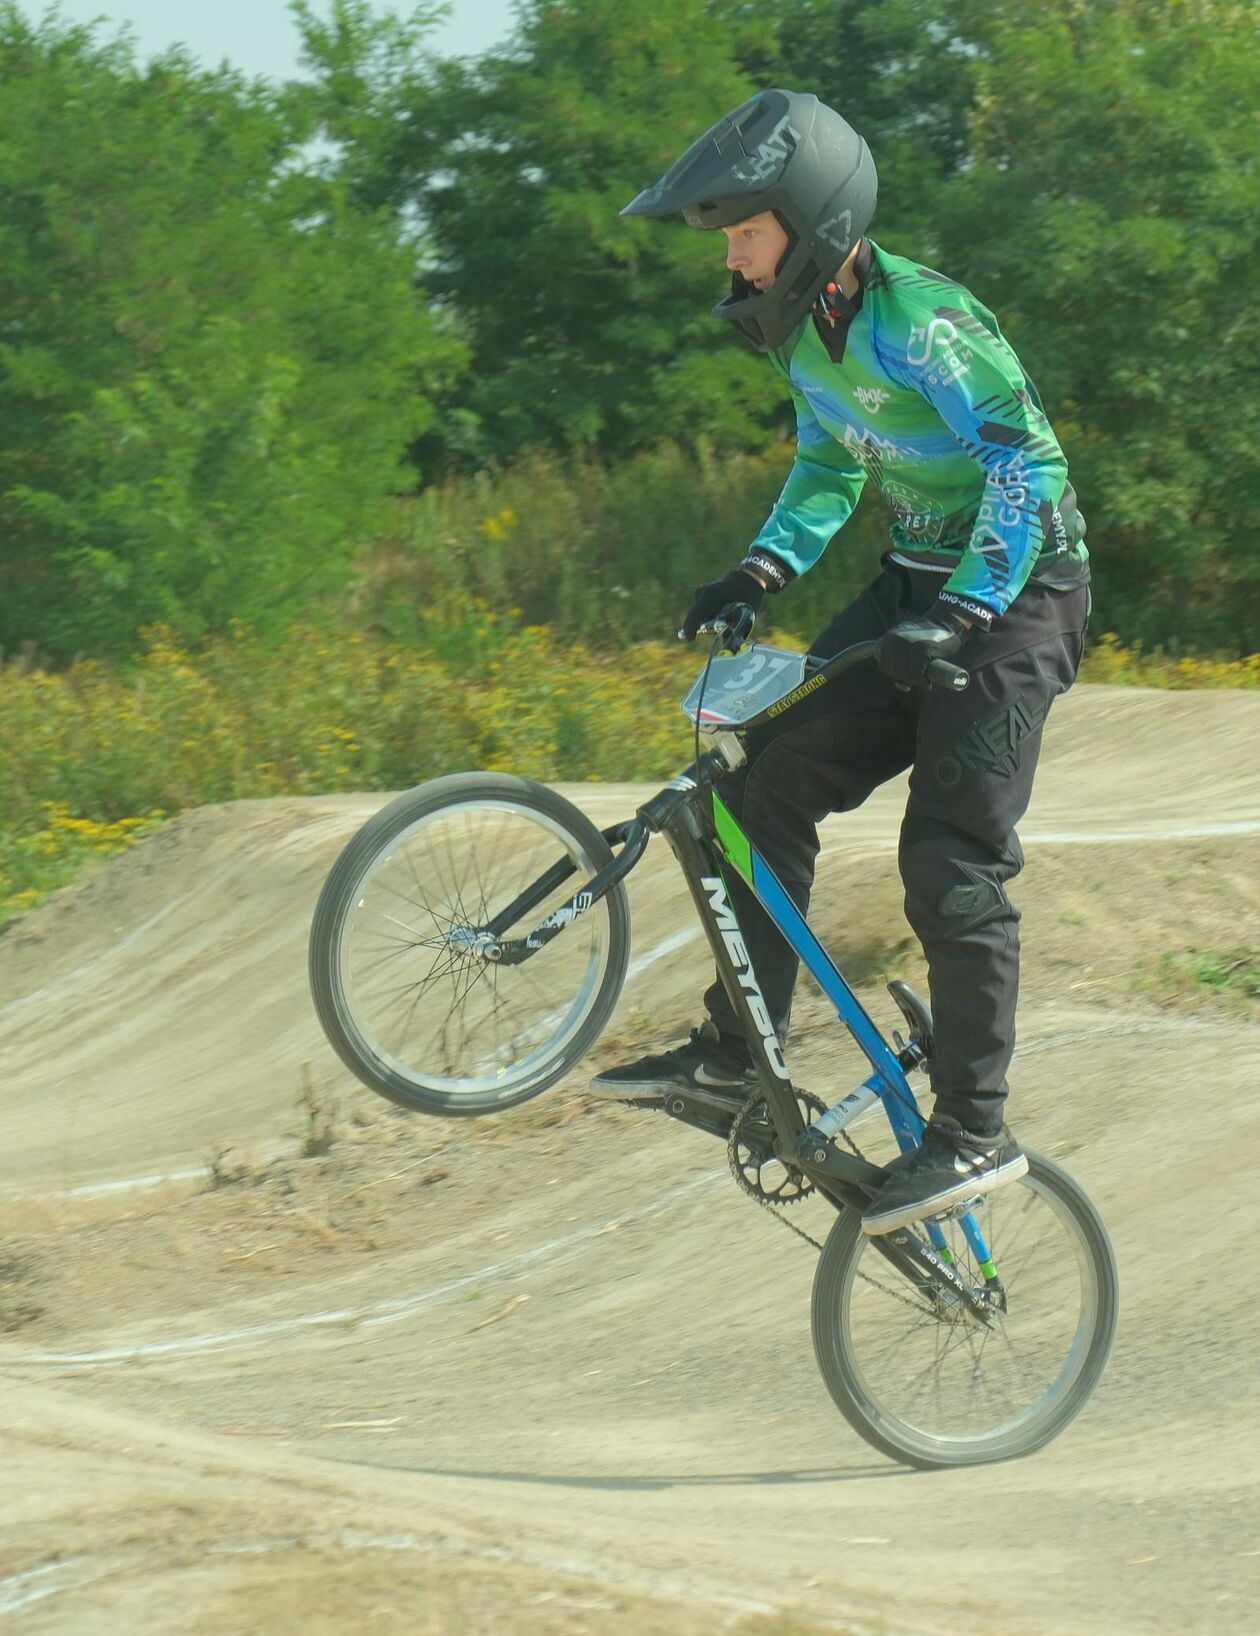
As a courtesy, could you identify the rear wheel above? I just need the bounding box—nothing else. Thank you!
[811,1149,1117,1468]
[309,774,631,1116]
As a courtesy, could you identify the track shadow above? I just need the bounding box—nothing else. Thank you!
[317,1454,915,1489]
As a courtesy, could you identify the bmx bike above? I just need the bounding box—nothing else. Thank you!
[309,618,1118,1469]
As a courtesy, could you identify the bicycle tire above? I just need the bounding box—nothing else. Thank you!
[309,773,631,1116]
[810,1148,1118,1469]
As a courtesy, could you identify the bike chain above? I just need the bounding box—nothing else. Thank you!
[727,1090,940,1316]
[608,1090,939,1314]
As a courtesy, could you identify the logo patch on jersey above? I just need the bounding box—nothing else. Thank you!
[854,385,891,414]
[882,480,945,543]
[975,451,1036,535]
[843,422,903,471]
[906,313,974,389]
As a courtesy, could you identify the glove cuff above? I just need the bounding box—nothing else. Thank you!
[739,551,794,593]
[935,591,994,633]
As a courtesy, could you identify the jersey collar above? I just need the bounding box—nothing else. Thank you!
[811,238,874,362]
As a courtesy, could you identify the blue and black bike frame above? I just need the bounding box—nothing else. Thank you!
[490,636,1001,1309]
[641,763,997,1281]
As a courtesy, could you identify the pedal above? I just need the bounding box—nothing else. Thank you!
[661,1089,743,1140]
[931,1195,985,1225]
[887,979,934,1067]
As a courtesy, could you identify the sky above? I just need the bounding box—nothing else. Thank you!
[13,1,520,78]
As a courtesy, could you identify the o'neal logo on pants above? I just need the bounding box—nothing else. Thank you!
[935,698,1049,789]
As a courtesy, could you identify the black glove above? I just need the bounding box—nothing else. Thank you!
[679,568,766,642]
[875,609,968,690]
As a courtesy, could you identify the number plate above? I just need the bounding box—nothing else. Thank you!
[680,644,809,727]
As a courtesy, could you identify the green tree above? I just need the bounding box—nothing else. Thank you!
[0,3,465,659]
[306,0,782,467]
[757,0,982,253]
[926,0,1260,649]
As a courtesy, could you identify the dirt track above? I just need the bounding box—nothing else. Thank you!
[2,684,1259,1635]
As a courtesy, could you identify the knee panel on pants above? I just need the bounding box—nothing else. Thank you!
[934,863,1013,934]
[900,829,1018,942]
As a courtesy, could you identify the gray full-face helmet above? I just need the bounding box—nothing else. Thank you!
[621,88,877,352]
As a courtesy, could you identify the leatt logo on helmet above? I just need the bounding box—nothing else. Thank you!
[731,115,802,184]
[818,208,853,252]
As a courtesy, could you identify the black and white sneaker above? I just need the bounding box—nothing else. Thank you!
[861,1117,1028,1236]
[589,1020,756,1101]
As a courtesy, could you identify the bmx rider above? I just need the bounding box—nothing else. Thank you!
[593,89,1091,1236]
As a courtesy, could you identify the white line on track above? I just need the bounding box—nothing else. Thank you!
[625,925,702,977]
[0,1531,829,1629]
[0,1558,98,1616]
[1025,819,1260,843]
[816,818,1260,853]
[56,1165,213,1198]
[9,1012,1235,1372]
[8,1170,729,1367]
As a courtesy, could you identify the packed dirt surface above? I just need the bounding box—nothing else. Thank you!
[2,684,1258,1635]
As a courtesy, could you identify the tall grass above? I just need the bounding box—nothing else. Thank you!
[355,440,883,648]
[1,610,1255,925]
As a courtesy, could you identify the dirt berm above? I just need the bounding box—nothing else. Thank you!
[1,684,1258,1636]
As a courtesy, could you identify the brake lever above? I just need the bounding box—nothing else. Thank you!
[699,602,757,654]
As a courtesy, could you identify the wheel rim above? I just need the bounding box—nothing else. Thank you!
[331,800,612,1099]
[835,1172,1100,1456]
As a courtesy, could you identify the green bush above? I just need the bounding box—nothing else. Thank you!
[1,609,1255,926]
[0,5,464,661]
[358,440,888,648]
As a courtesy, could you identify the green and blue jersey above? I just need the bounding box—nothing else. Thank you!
[750,239,1088,621]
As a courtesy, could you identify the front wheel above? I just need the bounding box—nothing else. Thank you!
[811,1149,1118,1468]
[309,773,631,1116]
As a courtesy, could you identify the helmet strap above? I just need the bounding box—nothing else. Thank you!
[817,280,861,327]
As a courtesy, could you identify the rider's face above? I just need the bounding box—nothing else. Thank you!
[720,212,790,290]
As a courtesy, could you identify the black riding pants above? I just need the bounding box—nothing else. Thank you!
[702,564,1089,1136]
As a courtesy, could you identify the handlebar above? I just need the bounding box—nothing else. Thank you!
[682,601,758,653]
[926,657,969,692]
[689,607,969,693]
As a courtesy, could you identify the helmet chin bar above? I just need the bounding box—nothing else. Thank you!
[714,243,832,352]
[718,214,813,352]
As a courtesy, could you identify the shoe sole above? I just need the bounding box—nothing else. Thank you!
[861,1153,1029,1236]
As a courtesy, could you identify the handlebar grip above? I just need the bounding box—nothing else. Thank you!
[684,602,757,653]
[926,658,969,692]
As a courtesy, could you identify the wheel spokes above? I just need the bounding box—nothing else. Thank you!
[337,801,612,1096]
[839,1176,1094,1445]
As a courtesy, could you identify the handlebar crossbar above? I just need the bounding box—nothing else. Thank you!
[786,636,969,705]
[703,621,969,696]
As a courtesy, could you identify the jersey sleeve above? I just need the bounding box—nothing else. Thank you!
[746,361,867,578]
[885,306,1073,618]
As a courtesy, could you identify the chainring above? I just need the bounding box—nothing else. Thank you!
[726,1085,827,1206]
